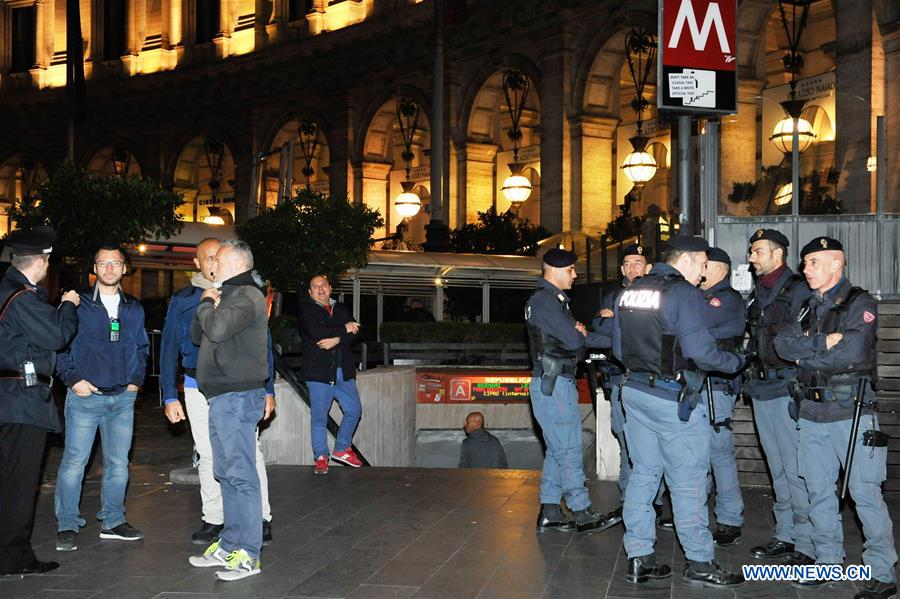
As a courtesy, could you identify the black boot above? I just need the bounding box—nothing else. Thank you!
[682,560,745,589]
[262,520,272,545]
[750,538,794,559]
[573,507,623,535]
[712,524,742,547]
[855,579,898,599]
[785,552,815,566]
[535,504,575,533]
[626,554,672,584]
[653,504,674,531]
[790,564,840,590]
[191,521,224,545]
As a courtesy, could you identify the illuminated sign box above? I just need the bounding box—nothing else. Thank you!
[416,369,592,404]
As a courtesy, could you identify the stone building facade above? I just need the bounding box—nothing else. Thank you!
[0,0,897,244]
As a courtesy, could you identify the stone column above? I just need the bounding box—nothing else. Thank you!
[359,161,392,241]
[834,0,875,213]
[213,0,232,58]
[161,0,185,68]
[573,115,617,234]
[719,79,763,216]
[538,29,575,234]
[462,142,497,224]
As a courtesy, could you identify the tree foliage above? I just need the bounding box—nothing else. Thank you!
[449,206,549,256]
[237,188,383,291]
[9,162,184,269]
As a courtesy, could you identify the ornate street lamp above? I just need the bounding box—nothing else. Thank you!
[621,29,658,191]
[500,69,532,204]
[111,147,131,177]
[394,97,422,218]
[297,118,319,188]
[769,0,815,155]
[204,137,225,202]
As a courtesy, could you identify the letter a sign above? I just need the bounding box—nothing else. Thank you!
[658,0,737,115]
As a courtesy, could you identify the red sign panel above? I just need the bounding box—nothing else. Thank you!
[415,369,593,404]
[658,0,738,114]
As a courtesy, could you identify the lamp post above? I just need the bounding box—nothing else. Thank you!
[620,29,658,201]
[500,69,532,205]
[111,147,131,177]
[297,119,319,189]
[394,96,422,219]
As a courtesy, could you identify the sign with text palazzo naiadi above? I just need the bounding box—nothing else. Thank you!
[658,0,738,115]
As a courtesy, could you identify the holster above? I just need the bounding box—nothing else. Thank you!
[539,354,564,395]
[787,378,803,421]
[676,370,705,423]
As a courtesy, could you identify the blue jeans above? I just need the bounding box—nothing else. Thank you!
[611,381,666,506]
[307,369,362,459]
[55,388,136,532]
[751,395,814,557]
[208,388,266,560]
[622,384,713,562]
[709,390,744,527]
[799,417,897,583]
[530,376,589,512]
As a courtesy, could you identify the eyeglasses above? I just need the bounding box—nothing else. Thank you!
[96,260,123,268]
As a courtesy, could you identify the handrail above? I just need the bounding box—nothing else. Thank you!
[272,350,371,467]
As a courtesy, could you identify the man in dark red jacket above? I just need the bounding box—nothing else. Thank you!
[297,275,362,474]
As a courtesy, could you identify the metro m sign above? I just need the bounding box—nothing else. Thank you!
[658,0,738,114]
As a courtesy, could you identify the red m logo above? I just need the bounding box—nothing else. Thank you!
[668,0,731,54]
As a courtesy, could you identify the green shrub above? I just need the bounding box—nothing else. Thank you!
[380,321,526,343]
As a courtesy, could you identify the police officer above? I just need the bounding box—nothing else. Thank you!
[527,248,623,535]
[0,226,79,576]
[592,244,670,528]
[613,235,745,588]
[699,247,746,547]
[774,237,897,597]
[745,229,814,563]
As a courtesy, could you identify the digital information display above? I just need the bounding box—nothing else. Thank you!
[415,369,592,404]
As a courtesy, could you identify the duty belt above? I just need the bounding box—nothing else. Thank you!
[795,384,855,403]
[0,370,53,385]
[625,372,681,392]
[532,361,577,377]
[749,365,789,381]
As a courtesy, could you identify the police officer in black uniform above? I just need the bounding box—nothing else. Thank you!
[775,237,897,597]
[0,226,79,577]
[527,248,623,535]
[612,235,745,588]
[745,229,814,562]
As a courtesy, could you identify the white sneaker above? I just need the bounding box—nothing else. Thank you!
[215,549,261,581]
[189,541,229,567]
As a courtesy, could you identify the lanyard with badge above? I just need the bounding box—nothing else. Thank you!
[109,317,120,342]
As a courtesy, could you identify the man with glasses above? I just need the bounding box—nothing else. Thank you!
[55,245,149,551]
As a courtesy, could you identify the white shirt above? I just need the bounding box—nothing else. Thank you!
[99,292,121,320]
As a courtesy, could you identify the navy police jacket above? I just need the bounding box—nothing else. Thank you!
[0,266,78,431]
[527,278,609,353]
[612,263,743,400]
[774,277,878,423]
[160,284,275,404]
[57,285,149,394]
[702,279,746,389]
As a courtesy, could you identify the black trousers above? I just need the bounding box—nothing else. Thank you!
[0,423,47,574]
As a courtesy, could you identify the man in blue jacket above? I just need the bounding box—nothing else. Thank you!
[160,237,275,545]
[699,247,746,548]
[55,245,149,551]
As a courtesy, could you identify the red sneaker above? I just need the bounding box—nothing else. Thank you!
[332,448,362,468]
[314,455,329,475]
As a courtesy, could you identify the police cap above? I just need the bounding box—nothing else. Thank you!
[665,235,709,253]
[3,225,56,256]
[707,247,731,266]
[749,228,789,248]
[800,236,843,259]
[542,248,577,268]
[620,243,646,262]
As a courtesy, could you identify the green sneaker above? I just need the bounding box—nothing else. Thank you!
[188,540,229,568]
[215,549,261,581]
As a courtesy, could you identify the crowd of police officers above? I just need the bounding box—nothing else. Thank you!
[526,230,895,597]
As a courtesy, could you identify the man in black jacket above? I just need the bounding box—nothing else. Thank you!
[0,226,79,577]
[459,412,507,469]
[297,274,362,475]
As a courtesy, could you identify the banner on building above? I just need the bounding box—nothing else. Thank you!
[658,0,738,115]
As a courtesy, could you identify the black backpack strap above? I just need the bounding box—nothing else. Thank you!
[0,287,34,322]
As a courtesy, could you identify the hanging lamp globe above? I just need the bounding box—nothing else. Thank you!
[395,180,422,218]
[774,182,793,206]
[621,135,658,186]
[502,162,532,203]
[770,116,815,154]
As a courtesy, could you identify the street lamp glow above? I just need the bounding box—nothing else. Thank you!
[621,150,658,185]
[394,182,422,218]
[770,116,815,154]
[502,163,532,203]
[774,183,793,206]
